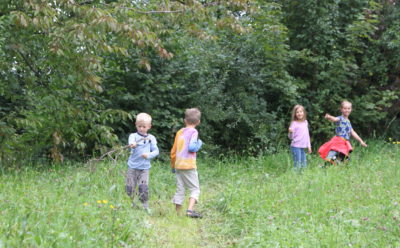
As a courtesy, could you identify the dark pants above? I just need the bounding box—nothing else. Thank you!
[125,168,149,207]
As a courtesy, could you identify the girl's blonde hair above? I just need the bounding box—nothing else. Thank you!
[340,100,352,108]
[291,104,307,121]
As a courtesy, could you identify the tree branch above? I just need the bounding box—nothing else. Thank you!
[15,50,43,80]
[77,0,95,5]
[134,9,186,14]
[86,145,130,164]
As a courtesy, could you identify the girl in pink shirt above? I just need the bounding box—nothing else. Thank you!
[288,105,312,169]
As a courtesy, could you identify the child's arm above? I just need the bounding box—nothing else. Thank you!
[170,134,178,169]
[351,129,367,147]
[307,122,312,153]
[188,139,203,152]
[188,131,202,152]
[288,122,294,139]
[325,113,340,122]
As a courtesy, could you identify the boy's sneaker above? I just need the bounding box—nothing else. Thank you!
[142,203,151,214]
[186,210,203,218]
[144,207,152,215]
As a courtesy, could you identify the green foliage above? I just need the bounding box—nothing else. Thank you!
[0,0,261,163]
[0,0,399,163]
[102,2,295,155]
[0,0,142,163]
[280,0,399,141]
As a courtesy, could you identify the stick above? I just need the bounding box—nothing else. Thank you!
[86,137,151,165]
[87,145,131,165]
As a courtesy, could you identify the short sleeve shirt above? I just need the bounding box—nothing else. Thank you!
[335,116,352,140]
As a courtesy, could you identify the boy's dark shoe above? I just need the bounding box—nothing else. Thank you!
[186,210,203,218]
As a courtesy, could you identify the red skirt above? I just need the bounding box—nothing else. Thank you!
[318,136,353,161]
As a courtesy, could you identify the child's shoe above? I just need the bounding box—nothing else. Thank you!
[186,210,203,218]
[144,207,152,215]
[142,203,151,214]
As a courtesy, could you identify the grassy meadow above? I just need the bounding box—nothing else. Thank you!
[0,140,399,247]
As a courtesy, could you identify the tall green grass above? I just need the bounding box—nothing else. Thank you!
[0,141,399,247]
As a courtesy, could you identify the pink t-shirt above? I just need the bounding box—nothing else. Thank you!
[289,120,311,148]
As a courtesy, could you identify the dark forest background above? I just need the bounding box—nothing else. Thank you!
[0,0,399,164]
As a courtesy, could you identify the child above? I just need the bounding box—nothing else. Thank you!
[318,100,367,165]
[170,108,203,218]
[126,113,159,212]
[288,105,312,169]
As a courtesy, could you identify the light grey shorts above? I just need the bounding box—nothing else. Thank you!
[172,169,200,205]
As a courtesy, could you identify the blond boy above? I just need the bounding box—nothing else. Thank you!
[126,113,159,211]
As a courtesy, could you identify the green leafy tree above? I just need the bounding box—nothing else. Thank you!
[0,0,259,164]
[101,2,295,155]
[279,0,399,142]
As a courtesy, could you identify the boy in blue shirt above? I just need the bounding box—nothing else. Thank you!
[126,113,159,212]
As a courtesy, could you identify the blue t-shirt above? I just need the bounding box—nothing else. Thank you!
[335,116,352,140]
[127,132,159,170]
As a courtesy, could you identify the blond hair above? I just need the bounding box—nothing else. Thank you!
[136,113,152,124]
[341,100,352,108]
[291,104,307,121]
[185,108,201,125]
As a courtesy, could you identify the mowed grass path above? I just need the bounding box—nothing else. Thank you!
[0,141,399,247]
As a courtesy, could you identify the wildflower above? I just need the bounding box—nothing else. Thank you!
[110,205,115,209]
[103,200,108,204]
[83,202,89,206]
[393,142,396,144]
[389,137,392,141]
[97,200,102,204]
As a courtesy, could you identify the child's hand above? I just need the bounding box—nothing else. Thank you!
[308,147,312,154]
[288,128,294,133]
[130,142,137,148]
[324,113,329,119]
[142,153,149,159]
[360,141,367,147]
